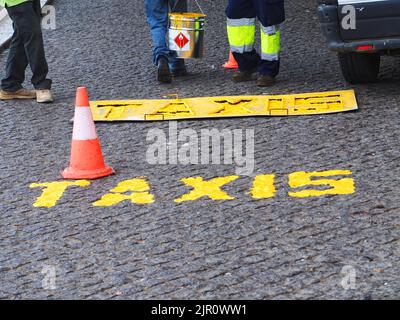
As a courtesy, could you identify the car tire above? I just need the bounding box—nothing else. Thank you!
[338,52,381,83]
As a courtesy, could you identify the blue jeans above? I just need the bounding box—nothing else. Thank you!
[145,0,187,71]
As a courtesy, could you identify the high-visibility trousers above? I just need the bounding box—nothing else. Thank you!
[226,0,285,76]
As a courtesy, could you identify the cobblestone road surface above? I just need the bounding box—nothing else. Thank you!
[0,0,399,299]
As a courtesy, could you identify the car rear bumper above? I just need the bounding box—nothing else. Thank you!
[329,38,400,53]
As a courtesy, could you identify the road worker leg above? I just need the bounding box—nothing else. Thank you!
[226,0,260,72]
[2,1,51,92]
[145,0,171,65]
[259,24,280,77]
[253,0,285,77]
[169,0,187,75]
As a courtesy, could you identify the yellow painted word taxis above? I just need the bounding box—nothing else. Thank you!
[30,170,356,208]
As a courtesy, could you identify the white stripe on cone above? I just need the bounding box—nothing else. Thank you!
[72,107,98,141]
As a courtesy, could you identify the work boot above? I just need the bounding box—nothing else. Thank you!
[232,69,257,83]
[171,58,187,77]
[172,65,187,77]
[256,74,276,87]
[36,89,54,103]
[0,88,36,100]
[157,57,172,83]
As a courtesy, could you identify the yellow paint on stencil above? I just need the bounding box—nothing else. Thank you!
[175,176,239,203]
[288,170,355,198]
[249,174,276,199]
[90,90,358,122]
[30,180,91,208]
[93,178,154,207]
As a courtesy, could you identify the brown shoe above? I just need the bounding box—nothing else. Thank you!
[0,88,36,100]
[232,69,257,83]
[256,74,276,87]
[36,89,54,103]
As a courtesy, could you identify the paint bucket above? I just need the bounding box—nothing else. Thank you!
[168,13,206,59]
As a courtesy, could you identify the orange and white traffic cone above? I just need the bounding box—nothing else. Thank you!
[223,51,238,69]
[61,87,114,180]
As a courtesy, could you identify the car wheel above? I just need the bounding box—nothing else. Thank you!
[338,52,381,84]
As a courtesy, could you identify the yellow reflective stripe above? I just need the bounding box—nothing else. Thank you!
[227,25,255,49]
[261,30,280,58]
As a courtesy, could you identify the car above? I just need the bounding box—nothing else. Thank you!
[317,0,400,83]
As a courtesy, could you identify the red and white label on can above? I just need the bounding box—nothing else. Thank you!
[169,30,191,51]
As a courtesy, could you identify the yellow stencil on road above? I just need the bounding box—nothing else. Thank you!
[93,178,155,207]
[30,180,91,208]
[175,176,239,203]
[288,170,355,198]
[249,174,276,199]
[90,90,358,121]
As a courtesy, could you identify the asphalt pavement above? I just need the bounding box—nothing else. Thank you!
[0,0,399,299]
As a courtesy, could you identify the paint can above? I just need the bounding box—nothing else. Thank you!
[168,13,206,59]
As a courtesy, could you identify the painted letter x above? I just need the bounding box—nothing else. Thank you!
[175,176,239,203]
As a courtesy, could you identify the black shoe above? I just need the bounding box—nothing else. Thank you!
[157,57,172,83]
[232,68,257,83]
[256,74,276,87]
[172,66,187,77]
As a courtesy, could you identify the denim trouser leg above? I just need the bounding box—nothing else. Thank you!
[145,0,187,71]
[145,0,170,64]
[169,0,187,71]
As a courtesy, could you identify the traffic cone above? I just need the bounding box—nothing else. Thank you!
[223,51,238,69]
[61,87,114,180]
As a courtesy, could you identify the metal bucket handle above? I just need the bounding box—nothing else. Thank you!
[172,0,205,15]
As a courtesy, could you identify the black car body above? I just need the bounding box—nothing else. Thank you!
[318,0,400,83]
